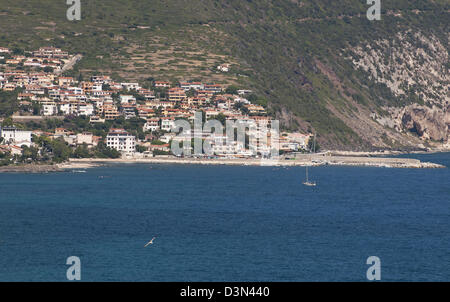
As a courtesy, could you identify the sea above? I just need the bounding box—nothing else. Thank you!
[0,153,449,281]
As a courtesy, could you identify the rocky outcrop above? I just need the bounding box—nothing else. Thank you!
[400,105,449,142]
[347,30,449,147]
[0,164,62,173]
[348,31,449,107]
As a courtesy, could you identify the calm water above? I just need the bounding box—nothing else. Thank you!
[0,153,449,281]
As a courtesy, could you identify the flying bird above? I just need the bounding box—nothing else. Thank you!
[144,237,156,247]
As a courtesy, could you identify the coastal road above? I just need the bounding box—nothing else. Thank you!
[56,54,83,75]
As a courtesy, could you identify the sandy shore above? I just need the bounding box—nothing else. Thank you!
[67,154,446,169]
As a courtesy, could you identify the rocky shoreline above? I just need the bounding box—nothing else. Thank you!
[0,162,99,173]
[0,153,446,173]
[68,155,446,169]
[0,164,62,173]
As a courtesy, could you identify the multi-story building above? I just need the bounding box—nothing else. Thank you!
[58,77,75,87]
[121,82,140,91]
[161,118,176,131]
[33,47,69,59]
[167,87,186,102]
[143,118,161,132]
[106,129,136,154]
[180,82,204,92]
[78,103,95,116]
[41,102,59,116]
[204,84,223,94]
[104,105,120,120]
[76,132,96,148]
[0,127,33,147]
[119,95,136,105]
[154,81,170,88]
[121,105,137,119]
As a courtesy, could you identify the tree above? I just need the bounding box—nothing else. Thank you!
[0,151,11,166]
[73,144,91,158]
[136,145,147,153]
[0,90,20,117]
[1,117,14,127]
[20,146,39,162]
[308,136,320,153]
[49,137,72,163]
[43,66,54,73]
[94,142,121,159]
[225,85,239,95]
[186,88,196,97]
[32,101,42,115]
[12,48,24,55]
[215,113,227,126]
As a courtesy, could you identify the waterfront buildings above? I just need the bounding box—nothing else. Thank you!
[0,127,33,147]
[106,129,136,154]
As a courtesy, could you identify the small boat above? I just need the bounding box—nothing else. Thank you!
[73,170,87,173]
[303,166,317,187]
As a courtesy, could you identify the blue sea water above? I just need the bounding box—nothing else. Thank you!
[0,153,449,282]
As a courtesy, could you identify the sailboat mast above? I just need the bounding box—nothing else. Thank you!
[306,166,309,182]
[313,134,316,154]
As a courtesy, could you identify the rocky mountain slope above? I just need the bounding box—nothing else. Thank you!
[0,0,448,150]
[348,30,449,148]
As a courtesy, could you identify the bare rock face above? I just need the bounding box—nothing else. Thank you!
[445,104,450,130]
[401,106,448,142]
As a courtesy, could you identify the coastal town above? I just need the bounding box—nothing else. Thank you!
[0,47,312,166]
[0,46,445,171]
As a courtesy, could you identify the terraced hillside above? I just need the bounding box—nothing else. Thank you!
[0,0,448,150]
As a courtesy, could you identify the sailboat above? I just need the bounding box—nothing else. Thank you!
[303,165,316,187]
[303,134,317,187]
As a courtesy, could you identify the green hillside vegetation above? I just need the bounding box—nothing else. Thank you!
[0,0,448,149]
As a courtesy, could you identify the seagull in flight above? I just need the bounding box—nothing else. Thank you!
[144,237,156,247]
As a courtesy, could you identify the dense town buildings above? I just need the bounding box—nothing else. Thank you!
[0,47,311,157]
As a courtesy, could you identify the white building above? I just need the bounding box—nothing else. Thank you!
[161,118,176,131]
[106,129,136,154]
[78,103,94,116]
[217,64,230,72]
[42,103,59,116]
[119,95,136,104]
[76,132,96,148]
[0,127,33,147]
[143,118,160,132]
[121,83,140,91]
[59,102,78,115]
[180,82,204,91]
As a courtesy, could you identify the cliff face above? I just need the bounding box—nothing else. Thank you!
[349,31,449,106]
[399,105,449,142]
[347,30,449,147]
